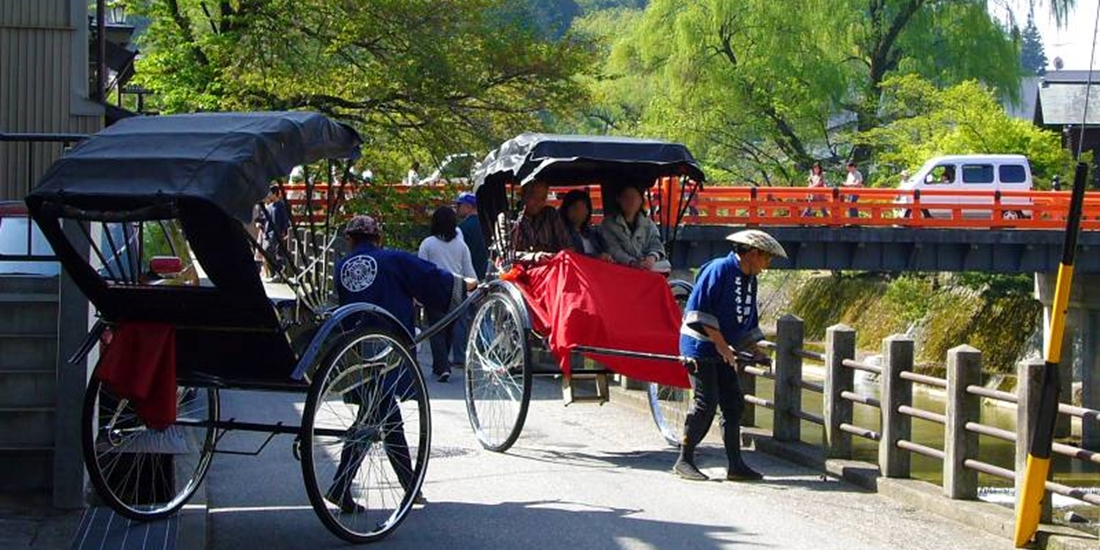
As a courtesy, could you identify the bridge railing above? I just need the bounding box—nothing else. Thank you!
[288,182,1100,231]
[737,315,1098,521]
[694,187,1100,229]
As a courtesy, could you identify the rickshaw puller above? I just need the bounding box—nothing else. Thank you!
[328,215,476,512]
[674,229,787,482]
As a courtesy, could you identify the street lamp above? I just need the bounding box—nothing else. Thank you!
[107,2,126,24]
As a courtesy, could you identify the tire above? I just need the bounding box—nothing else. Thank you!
[301,330,430,544]
[464,290,532,452]
[82,376,218,520]
[648,280,694,447]
[1002,210,1024,220]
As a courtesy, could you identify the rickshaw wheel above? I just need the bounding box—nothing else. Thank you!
[301,329,430,544]
[82,377,218,520]
[648,279,695,447]
[464,290,532,453]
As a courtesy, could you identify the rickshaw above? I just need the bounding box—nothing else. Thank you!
[461,133,722,452]
[24,112,446,544]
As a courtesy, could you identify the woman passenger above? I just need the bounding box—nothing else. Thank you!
[559,190,610,260]
[601,185,669,272]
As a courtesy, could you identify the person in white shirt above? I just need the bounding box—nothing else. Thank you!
[843,161,864,220]
[802,161,829,218]
[405,161,421,186]
[417,206,476,381]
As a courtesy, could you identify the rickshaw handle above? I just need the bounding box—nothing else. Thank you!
[412,284,490,346]
[572,345,769,370]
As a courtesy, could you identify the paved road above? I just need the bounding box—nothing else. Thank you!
[206,370,1006,550]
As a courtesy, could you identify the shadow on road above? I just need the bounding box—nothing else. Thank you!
[210,498,765,550]
[501,447,866,494]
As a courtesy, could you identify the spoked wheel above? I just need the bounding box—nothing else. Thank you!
[648,279,695,447]
[464,290,532,452]
[301,330,430,544]
[648,383,692,447]
[82,377,218,520]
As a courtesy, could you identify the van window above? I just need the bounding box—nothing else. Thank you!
[962,164,994,184]
[928,164,956,184]
[999,164,1027,183]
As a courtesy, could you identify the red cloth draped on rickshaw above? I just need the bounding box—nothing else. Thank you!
[96,322,178,430]
[506,251,691,388]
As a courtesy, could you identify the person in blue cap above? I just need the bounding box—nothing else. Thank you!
[454,192,488,368]
[326,215,475,512]
[455,192,488,279]
[674,229,787,483]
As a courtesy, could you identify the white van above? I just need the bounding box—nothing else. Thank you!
[897,154,1033,219]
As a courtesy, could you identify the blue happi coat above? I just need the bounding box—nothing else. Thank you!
[335,242,458,398]
[679,252,765,359]
[335,242,457,333]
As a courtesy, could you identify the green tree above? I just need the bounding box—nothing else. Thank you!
[859,75,1077,187]
[1019,11,1048,75]
[577,0,1026,184]
[132,0,594,172]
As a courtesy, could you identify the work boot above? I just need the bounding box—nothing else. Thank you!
[673,459,709,481]
[725,464,764,481]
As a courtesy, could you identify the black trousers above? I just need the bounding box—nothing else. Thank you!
[426,307,454,376]
[681,358,746,469]
[329,386,415,499]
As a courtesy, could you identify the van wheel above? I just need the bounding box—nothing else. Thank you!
[1002,210,1023,220]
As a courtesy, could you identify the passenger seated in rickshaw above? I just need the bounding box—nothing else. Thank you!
[559,189,611,261]
[511,179,574,262]
[327,215,476,512]
[601,185,671,273]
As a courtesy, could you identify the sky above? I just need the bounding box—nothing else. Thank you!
[993,0,1100,70]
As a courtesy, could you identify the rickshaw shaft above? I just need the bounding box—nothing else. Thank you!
[573,345,763,366]
[572,345,693,364]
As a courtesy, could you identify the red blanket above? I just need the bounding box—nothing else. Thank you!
[96,322,178,430]
[507,251,690,388]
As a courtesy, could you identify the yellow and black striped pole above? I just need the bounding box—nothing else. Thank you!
[1013,162,1090,547]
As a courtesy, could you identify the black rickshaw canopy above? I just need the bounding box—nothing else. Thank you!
[472,132,704,193]
[27,111,362,224]
[24,112,363,386]
[472,132,706,241]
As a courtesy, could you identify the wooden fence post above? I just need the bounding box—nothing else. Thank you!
[824,324,855,459]
[944,345,981,499]
[879,334,914,478]
[773,314,804,442]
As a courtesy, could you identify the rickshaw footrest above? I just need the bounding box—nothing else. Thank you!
[562,373,610,406]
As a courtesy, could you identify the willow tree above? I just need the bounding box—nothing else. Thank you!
[588,0,1030,184]
[133,0,594,177]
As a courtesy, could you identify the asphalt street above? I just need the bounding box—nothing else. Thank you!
[205,368,1007,550]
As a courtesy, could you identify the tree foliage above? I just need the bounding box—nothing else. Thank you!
[572,0,1026,184]
[858,75,1077,187]
[1019,11,1048,75]
[132,0,595,181]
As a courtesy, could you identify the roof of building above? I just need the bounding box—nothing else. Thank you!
[1037,79,1100,126]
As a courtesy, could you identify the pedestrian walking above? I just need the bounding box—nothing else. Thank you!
[262,185,291,277]
[674,229,786,482]
[418,206,477,382]
[454,192,488,367]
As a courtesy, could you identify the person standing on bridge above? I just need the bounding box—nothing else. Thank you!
[802,162,829,218]
[674,229,787,482]
[842,161,864,220]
